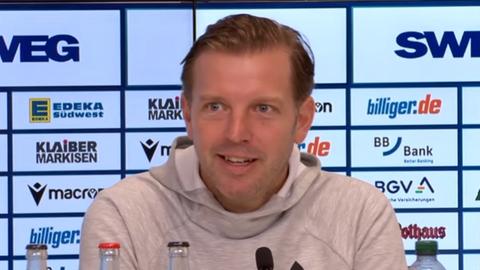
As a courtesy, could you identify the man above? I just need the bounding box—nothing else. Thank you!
[80,14,407,269]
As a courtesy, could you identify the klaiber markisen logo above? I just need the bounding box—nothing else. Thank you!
[36,139,98,164]
[148,96,182,120]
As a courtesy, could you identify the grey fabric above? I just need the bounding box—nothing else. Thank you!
[79,136,408,270]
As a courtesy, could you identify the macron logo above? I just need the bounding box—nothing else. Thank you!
[28,182,47,206]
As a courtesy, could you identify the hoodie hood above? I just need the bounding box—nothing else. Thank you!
[149,136,321,239]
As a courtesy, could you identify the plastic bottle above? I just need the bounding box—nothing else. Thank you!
[98,242,120,270]
[410,240,447,270]
[25,244,48,270]
[167,241,190,270]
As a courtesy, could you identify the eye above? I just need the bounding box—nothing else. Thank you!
[207,102,223,112]
[256,104,272,113]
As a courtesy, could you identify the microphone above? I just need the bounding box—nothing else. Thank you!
[255,247,274,270]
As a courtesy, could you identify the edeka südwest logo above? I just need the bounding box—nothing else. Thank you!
[367,94,441,119]
[374,136,433,165]
[29,226,80,249]
[30,98,104,123]
[298,136,331,157]
[140,139,172,162]
[375,176,435,204]
[30,98,51,123]
[148,96,182,120]
[400,223,446,241]
[36,139,97,164]
[395,31,480,59]
[0,35,79,63]
[28,182,103,206]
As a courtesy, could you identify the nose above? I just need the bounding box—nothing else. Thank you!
[225,110,252,143]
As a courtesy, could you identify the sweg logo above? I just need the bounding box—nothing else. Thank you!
[395,31,480,58]
[36,140,97,164]
[298,136,331,157]
[141,139,171,161]
[148,97,182,120]
[367,94,441,119]
[30,227,80,248]
[28,182,103,206]
[399,223,446,240]
[0,35,79,62]
[375,177,434,194]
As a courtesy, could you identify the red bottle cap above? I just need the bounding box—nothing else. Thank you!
[98,242,120,249]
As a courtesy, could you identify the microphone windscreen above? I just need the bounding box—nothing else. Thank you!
[255,247,274,270]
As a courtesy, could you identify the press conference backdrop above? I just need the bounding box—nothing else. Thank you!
[0,1,479,269]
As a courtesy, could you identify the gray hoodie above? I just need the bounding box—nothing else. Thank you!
[79,136,407,270]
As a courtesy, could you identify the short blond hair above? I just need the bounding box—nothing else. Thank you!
[181,14,314,105]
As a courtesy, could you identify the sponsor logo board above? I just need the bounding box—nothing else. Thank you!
[125,90,185,128]
[0,10,120,86]
[463,129,480,166]
[125,132,186,170]
[196,8,346,84]
[464,254,480,270]
[463,87,480,124]
[0,177,6,214]
[13,217,82,255]
[0,135,6,172]
[14,259,78,270]
[0,92,6,129]
[351,129,457,167]
[463,170,480,208]
[127,9,193,85]
[13,175,119,213]
[311,89,346,126]
[397,212,458,250]
[352,171,457,208]
[13,91,120,129]
[351,88,456,125]
[299,130,346,167]
[353,7,480,83]
[0,218,7,256]
[463,212,480,249]
[13,133,120,171]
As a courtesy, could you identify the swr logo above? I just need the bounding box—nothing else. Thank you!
[0,35,79,63]
[395,31,480,58]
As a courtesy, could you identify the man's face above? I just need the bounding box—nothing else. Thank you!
[182,48,314,213]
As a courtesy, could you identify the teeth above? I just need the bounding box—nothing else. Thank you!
[224,156,252,163]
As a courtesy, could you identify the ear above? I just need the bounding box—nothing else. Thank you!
[181,94,193,139]
[294,96,315,144]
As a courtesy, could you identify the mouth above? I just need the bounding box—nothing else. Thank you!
[219,155,257,165]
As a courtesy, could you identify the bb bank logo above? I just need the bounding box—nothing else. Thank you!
[28,182,103,206]
[395,31,480,59]
[140,139,172,162]
[148,96,182,120]
[30,98,104,123]
[298,136,331,157]
[367,94,441,119]
[0,35,79,63]
[36,139,98,164]
[374,136,434,165]
[29,226,80,249]
[400,223,446,240]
